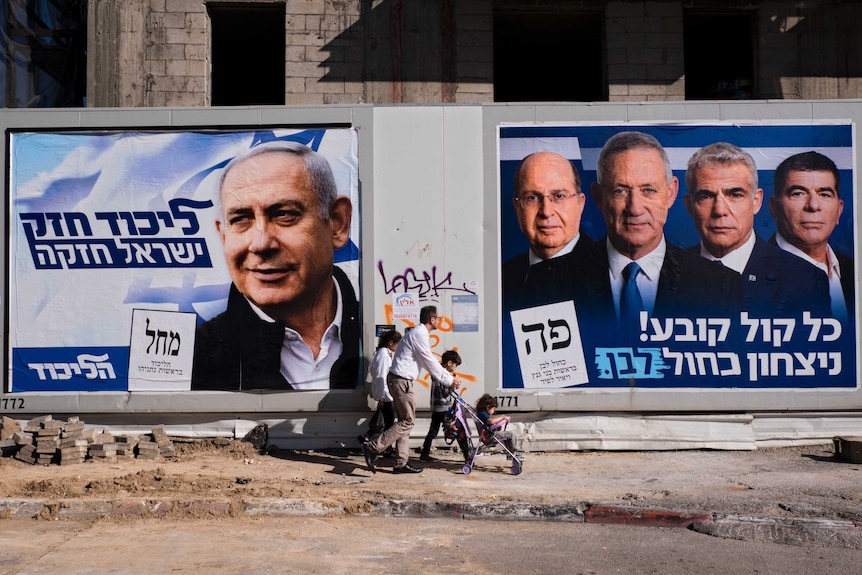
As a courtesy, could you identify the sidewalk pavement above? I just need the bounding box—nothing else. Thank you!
[2,442,861,549]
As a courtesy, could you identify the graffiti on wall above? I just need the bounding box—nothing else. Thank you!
[377,260,477,394]
[377,261,476,301]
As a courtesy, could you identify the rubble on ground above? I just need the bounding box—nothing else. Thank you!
[0,415,177,465]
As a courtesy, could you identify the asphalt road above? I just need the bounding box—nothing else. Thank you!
[3,515,861,575]
[2,441,862,552]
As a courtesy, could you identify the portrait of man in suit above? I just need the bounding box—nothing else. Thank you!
[683,142,831,318]
[588,131,742,330]
[502,151,594,310]
[191,141,361,391]
[770,151,854,322]
[498,123,855,390]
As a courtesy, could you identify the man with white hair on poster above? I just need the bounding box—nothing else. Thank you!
[191,141,361,391]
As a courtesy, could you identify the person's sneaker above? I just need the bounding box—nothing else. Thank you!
[419,454,436,462]
[382,447,397,458]
[361,443,377,474]
[357,434,369,445]
[392,463,423,474]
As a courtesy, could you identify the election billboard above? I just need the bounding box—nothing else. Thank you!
[500,123,856,389]
[7,127,360,392]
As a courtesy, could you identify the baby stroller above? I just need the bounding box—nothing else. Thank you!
[442,392,475,464]
[444,389,523,475]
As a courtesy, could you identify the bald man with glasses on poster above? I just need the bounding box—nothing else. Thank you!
[502,151,599,311]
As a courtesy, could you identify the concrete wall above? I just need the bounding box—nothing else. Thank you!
[605,1,685,102]
[759,1,862,99]
[2,100,862,449]
[85,0,862,108]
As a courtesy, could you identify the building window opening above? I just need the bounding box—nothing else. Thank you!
[208,3,285,106]
[1,0,87,107]
[684,12,755,100]
[493,11,604,103]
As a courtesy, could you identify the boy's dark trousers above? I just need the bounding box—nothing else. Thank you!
[421,411,472,461]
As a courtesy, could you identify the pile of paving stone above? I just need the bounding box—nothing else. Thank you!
[0,415,176,465]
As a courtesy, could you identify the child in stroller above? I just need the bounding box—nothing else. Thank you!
[445,391,524,475]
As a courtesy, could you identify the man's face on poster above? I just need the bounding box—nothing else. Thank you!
[512,152,586,260]
[684,162,763,258]
[591,147,678,260]
[770,169,843,254]
[217,151,352,319]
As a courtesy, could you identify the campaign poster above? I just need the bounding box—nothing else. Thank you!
[7,127,360,392]
[500,123,856,389]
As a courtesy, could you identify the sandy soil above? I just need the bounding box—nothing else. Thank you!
[2,440,861,523]
[0,439,475,517]
[2,440,287,500]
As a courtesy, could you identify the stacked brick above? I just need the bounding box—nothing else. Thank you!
[25,416,62,465]
[89,431,118,462]
[2,415,23,457]
[135,439,160,460]
[116,434,139,459]
[152,425,177,458]
[60,416,88,465]
[12,431,35,464]
[1,416,178,465]
[0,437,17,457]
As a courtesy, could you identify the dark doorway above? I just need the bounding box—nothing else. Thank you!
[209,3,285,106]
[2,0,87,107]
[493,11,604,102]
[684,12,755,100]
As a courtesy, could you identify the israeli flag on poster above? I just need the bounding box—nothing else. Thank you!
[8,128,360,391]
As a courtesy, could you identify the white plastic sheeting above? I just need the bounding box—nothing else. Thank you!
[17,411,862,451]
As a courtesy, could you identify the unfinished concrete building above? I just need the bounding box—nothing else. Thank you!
[3,1,862,108]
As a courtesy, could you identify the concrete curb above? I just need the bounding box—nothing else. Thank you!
[583,505,713,528]
[691,514,862,549]
[244,497,346,517]
[372,500,585,521]
[3,497,861,549]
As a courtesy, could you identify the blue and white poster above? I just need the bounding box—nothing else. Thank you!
[8,127,360,392]
[500,123,856,389]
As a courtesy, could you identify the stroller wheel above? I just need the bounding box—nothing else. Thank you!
[462,464,472,475]
[511,461,522,475]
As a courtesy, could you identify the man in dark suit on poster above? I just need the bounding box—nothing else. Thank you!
[588,132,743,332]
[502,151,596,310]
[683,142,831,318]
[191,141,361,391]
[501,150,611,389]
[769,151,853,322]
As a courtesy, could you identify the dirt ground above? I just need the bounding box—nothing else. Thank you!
[1,439,327,506]
[0,438,482,516]
[2,440,861,523]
